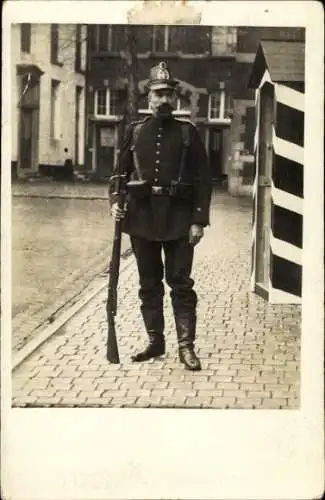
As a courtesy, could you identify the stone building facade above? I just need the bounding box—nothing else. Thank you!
[84,25,304,194]
[11,23,87,179]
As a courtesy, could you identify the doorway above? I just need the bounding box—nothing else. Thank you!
[95,124,117,179]
[255,84,274,297]
[18,73,40,176]
[19,107,39,174]
[208,127,223,180]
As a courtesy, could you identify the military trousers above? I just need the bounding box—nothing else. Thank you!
[130,235,198,338]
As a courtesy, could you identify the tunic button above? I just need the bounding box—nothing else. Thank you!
[156,160,160,164]
[154,178,158,182]
[155,168,159,172]
[157,134,161,138]
[156,151,160,155]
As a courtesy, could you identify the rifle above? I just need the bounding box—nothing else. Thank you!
[106,173,127,363]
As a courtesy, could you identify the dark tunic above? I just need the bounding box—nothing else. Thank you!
[112,115,212,241]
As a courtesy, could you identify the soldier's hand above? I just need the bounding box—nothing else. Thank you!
[111,202,127,221]
[189,224,204,246]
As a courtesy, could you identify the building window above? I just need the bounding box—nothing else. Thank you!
[94,89,125,117]
[133,25,153,53]
[93,24,209,55]
[209,92,222,119]
[95,25,125,52]
[153,26,168,52]
[182,26,210,54]
[152,26,183,52]
[138,94,150,114]
[21,24,31,53]
[51,24,61,65]
[174,96,191,116]
[151,26,209,54]
[208,86,232,120]
[50,79,61,140]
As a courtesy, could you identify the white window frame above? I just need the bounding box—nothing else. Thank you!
[208,86,231,123]
[173,97,191,116]
[94,89,122,118]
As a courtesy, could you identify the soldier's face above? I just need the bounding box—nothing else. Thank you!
[149,89,176,118]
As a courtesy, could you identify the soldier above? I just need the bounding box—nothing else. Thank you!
[111,61,212,371]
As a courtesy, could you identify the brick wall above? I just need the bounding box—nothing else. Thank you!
[237,27,305,54]
[227,99,255,196]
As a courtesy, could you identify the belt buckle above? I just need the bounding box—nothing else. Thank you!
[152,186,163,195]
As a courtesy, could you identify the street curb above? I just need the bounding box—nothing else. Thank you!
[12,194,109,200]
[12,249,134,371]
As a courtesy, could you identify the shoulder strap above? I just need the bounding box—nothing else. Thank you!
[130,116,150,150]
[180,121,191,147]
[130,116,150,181]
[177,121,192,182]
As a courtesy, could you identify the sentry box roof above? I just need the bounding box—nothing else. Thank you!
[248,40,305,89]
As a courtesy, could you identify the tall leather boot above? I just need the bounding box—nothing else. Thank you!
[175,313,201,371]
[131,309,165,362]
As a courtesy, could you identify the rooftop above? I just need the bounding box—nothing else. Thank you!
[249,40,305,88]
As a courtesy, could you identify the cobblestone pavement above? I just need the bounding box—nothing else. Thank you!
[11,183,129,352]
[12,191,301,409]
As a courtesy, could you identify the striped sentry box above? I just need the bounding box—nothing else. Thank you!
[249,40,305,304]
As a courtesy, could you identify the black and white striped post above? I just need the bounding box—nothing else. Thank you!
[249,41,305,304]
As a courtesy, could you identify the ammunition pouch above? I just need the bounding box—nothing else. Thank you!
[126,179,151,199]
[170,182,193,200]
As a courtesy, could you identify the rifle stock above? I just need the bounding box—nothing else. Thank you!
[106,188,126,363]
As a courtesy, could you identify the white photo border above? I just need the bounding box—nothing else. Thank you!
[1,1,324,499]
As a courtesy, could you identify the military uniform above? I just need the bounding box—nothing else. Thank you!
[111,62,212,370]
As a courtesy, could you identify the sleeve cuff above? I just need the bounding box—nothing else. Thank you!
[192,207,209,226]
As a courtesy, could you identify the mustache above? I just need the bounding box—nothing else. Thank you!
[158,103,174,111]
[157,103,174,116]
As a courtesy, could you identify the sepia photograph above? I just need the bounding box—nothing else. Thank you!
[10,19,305,410]
[1,1,323,498]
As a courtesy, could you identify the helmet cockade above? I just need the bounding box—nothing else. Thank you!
[156,62,170,81]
